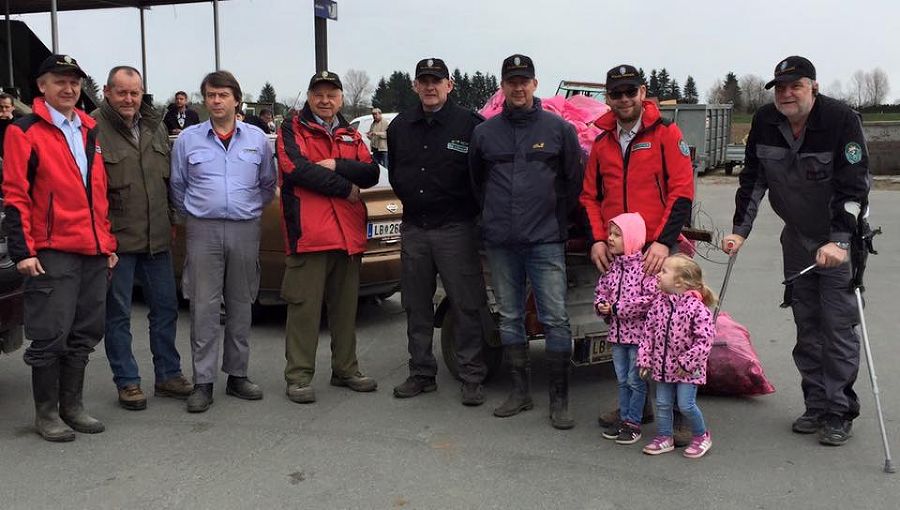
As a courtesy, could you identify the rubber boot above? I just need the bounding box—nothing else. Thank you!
[547,350,575,430]
[493,344,533,418]
[32,362,75,442]
[59,357,105,434]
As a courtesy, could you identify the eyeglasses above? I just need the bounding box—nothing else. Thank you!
[608,87,639,100]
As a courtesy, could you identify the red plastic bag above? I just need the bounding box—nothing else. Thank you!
[699,312,776,397]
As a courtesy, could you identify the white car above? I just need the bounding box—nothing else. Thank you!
[349,112,398,152]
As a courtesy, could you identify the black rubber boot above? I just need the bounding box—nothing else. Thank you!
[547,350,574,430]
[32,362,75,442]
[493,344,533,418]
[58,357,105,434]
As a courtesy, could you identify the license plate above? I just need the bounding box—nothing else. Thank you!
[367,220,401,239]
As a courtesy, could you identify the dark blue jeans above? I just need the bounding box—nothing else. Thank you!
[612,343,647,425]
[485,243,571,353]
[104,251,182,389]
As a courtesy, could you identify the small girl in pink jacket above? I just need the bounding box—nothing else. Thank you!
[594,212,658,445]
[638,254,717,459]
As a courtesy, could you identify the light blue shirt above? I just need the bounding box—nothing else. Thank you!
[170,120,277,220]
[46,102,88,186]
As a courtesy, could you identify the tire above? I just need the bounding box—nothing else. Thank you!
[440,308,503,382]
[0,325,23,355]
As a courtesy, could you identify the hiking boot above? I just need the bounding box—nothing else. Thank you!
[547,350,574,430]
[155,375,193,400]
[683,431,713,459]
[642,435,675,455]
[598,408,620,428]
[460,382,485,406]
[493,345,533,418]
[615,423,642,445]
[226,376,263,400]
[393,376,437,398]
[331,372,378,392]
[286,383,316,404]
[32,362,76,442]
[792,409,824,434]
[186,383,214,413]
[118,384,147,411]
[58,358,105,434]
[601,420,622,440]
[819,414,852,446]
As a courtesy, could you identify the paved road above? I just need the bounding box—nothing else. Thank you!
[1,179,899,509]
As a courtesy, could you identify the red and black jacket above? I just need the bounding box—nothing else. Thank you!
[580,101,694,247]
[275,104,379,256]
[1,97,116,262]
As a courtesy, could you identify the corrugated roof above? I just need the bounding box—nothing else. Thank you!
[4,1,220,15]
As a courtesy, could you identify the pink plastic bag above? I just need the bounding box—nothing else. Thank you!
[699,312,776,397]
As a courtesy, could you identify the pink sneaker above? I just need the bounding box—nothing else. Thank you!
[642,435,675,455]
[683,431,712,459]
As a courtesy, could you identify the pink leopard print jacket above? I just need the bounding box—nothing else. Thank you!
[637,290,715,385]
[594,252,659,346]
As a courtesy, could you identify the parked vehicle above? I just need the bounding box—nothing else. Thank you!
[349,113,398,152]
[170,135,403,305]
[0,194,25,356]
[658,104,733,174]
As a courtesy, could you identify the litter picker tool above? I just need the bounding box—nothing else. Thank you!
[713,249,738,323]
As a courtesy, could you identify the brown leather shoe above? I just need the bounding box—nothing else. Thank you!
[118,384,147,411]
[330,372,377,392]
[155,375,193,400]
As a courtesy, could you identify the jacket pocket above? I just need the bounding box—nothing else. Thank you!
[280,255,306,304]
[799,152,833,182]
[153,141,171,179]
[107,184,131,214]
[23,285,60,341]
[102,150,130,188]
[187,149,217,166]
[46,193,55,243]
[653,174,666,206]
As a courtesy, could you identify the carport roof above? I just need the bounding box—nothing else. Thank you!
[4,1,222,15]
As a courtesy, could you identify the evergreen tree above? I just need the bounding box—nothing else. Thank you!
[648,69,660,98]
[667,79,682,102]
[722,72,743,110]
[81,74,102,109]
[683,76,699,104]
[259,82,277,104]
[371,71,416,112]
[657,68,671,99]
[637,67,647,85]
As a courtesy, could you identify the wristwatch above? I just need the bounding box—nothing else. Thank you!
[833,241,850,250]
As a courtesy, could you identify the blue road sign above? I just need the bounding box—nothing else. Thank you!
[314,0,338,21]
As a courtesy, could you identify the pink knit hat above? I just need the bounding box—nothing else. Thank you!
[609,212,647,256]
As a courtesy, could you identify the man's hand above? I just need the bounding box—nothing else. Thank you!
[816,242,849,268]
[346,184,361,203]
[639,367,651,381]
[317,158,337,171]
[595,301,611,316]
[675,366,692,378]
[590,241,611,271]
[17,257,45,277]
[643,242,670,275]
[721,234,746,255]
[108,253,119,269]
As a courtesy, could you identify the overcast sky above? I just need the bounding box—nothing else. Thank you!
[14,0,900,107]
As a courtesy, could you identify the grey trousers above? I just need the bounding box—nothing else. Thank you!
[22,250,107,367]
[183,216,261,385]
[782,228,861,419]
[401,222,487,384]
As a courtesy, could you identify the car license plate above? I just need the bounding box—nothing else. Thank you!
[367,220,401,239]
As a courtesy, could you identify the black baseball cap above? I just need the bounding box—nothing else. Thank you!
[308,70,343,91]
[606,64,641,91]
[36,54,87,79]
[501,54,535,80]
[765,56,816,89]
[415,58,449,80]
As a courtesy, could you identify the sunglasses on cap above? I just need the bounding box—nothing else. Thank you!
[608,87,639,100]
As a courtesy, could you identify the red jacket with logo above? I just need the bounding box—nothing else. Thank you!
[275,104,379,256]
[580,101,694,247]
[1,98,116,262]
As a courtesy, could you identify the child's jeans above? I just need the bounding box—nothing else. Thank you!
[656,381,706,437]
[612,343,647,425]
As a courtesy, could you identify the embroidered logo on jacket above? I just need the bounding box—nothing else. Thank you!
[631,142,652,152]
[845,142,863,164]
[532,142,545,150]
[446,140,469,153]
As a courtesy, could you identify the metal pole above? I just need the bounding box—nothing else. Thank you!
[139,7,147,90]
[212,0,220,70]
[314,16,327,72]
[50,0,58,53]
[5,0,13,88]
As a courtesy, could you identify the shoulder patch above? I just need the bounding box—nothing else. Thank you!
[678,139,691,157]
[844,142,863,164]
[659,117,673,127]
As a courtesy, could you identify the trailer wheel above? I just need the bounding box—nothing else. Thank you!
[440,308,503,382]
[725,163,735,176]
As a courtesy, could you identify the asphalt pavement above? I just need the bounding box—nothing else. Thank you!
[1,178,899,509]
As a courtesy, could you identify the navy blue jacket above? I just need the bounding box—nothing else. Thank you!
[469,98,584,246]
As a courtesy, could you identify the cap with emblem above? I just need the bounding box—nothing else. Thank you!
[308,70,343,91]
[36,54,88,79]
[605,64,641,91]
[765,56,816,89]
[415,58,449,80]
[501,54,535,80]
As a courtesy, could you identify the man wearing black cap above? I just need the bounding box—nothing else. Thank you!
[2,55,119,441]
[387,58,488,405]
[277,70,380,404]
[470,54,583,429]
[722,56,871,446]
[580,64,695,443]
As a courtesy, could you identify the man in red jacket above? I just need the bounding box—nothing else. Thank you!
[276,71,380,404]
[1,55,118,442]
[580,64,695,438]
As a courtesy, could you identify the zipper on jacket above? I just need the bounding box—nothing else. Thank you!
[46,192,54,244]
[661,298,675,382]
[612,259,625,342]
[654,174,666,206]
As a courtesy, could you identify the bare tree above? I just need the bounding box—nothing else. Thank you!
[343,69,374,119]
[865,67,890,106]
[849,70,867,107]
[824,79,847,102]
[706,79,725,104]
[739,74,770,113]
